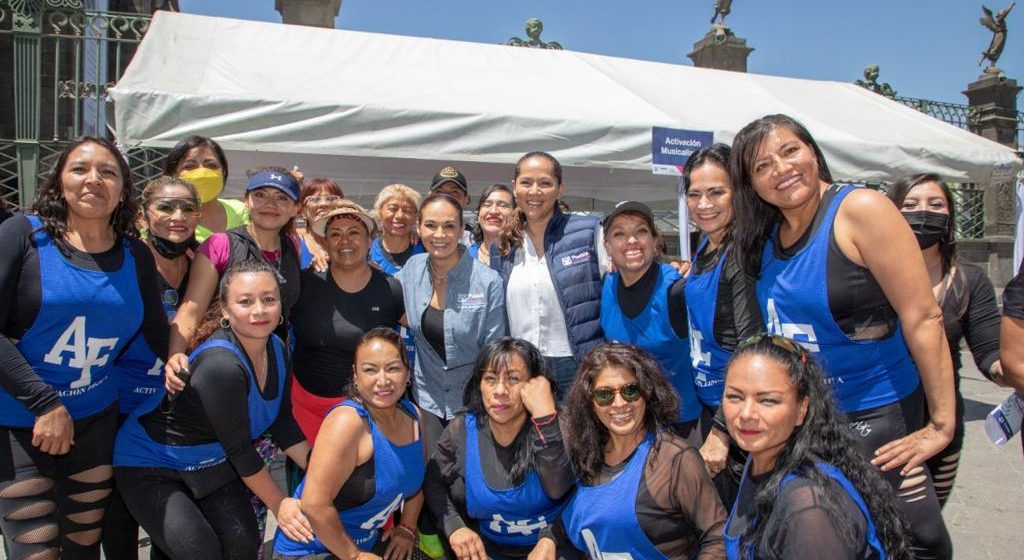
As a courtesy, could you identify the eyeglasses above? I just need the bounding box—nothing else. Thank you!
[592,383,643,407]
[150,198,200,216]
[740,334,808,363]
[306,195,341,205]
[480,200,514,210]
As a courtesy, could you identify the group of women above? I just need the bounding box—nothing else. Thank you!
[0,111,1013,560]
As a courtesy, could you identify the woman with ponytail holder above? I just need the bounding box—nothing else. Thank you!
[887,174,1003,508]
[722,334,913,559]
[115,260,312,560]
[163,135,247,242]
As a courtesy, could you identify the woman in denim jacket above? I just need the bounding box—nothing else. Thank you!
[396,193,508,442]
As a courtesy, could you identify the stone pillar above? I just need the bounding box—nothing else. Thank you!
[687,26,754,72]
[963,73,1021,286]
[964,74,1022,149]
[275,0,341,29]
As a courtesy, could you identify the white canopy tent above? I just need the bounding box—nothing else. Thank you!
[111,11,1022,207]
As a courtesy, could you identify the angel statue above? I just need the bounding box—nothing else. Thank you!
[506,18,563,50]
[979,3,1015,72]
[711,0,733,26]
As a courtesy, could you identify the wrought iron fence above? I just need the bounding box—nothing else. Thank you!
[892,96,980,130]
[0,2,164,206]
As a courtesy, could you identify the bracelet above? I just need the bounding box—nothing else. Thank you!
[395,522,417,540]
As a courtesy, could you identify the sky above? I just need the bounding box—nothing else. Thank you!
[177,0,1023,105]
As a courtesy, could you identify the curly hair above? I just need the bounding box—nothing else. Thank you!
[563,343,680,484]
[727,337,912,560]
[188,259,280,352]
[729,115,833,279]
[462,338,556,486]
[162,135,229,180]
[471,184,515,244]
[31,137,139,254]
[887,172,957,274]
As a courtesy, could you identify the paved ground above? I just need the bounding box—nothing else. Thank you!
[3,349,1021,559]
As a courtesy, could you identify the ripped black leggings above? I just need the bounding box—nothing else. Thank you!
[0,405,117,560]
[846,386,953,560]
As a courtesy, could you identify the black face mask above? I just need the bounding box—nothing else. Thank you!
[149,233,198,259]
[902,211,949,249]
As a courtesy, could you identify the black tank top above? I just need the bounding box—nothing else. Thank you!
[775,185,897,340]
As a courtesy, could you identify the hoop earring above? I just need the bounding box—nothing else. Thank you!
[220,317,230,329]
[279,315,284,326]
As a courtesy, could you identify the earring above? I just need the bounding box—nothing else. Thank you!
[278,315,284,326]
[220,317,230,329]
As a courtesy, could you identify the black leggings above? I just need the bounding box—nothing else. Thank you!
[101,415,172,560]
[115,467,259,560]
[846,386,953,560]
[0,405,118,560]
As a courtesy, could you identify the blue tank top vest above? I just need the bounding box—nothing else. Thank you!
[724,461,887,559]
[369,238,422,368]
[562,431,668,560]
[298,236,315,269]
[0,215,143,427]
[274,399,425,555]
[112,332,165,415]
[464,413,564,547]
[369,238,425,276]
[601,263,700,423]
[112,336,287,470]
[756,185,919,412]
[113,271,181,415]
[684,240,733,408]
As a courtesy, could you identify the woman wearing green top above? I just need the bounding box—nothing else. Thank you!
[163,135,248,242]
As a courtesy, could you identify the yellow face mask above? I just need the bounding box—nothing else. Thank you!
[179,167,224,204]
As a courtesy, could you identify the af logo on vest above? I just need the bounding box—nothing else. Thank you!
[43,316,118,391]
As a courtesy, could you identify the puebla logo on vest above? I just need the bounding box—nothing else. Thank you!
[560,251,592,267]
[43,316,118,394]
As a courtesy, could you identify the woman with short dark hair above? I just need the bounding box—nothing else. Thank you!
[424,338,575,560]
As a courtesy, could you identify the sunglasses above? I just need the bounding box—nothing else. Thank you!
[592,383,643,407]
[151,198,200,216]
[740,333,808,363]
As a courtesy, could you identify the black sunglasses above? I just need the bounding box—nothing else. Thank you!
[592,383,643,407]
[740,333,808,363]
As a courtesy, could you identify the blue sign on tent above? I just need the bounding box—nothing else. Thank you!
[651,127,714,176]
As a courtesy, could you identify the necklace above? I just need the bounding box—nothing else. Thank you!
[428,258,447,283]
